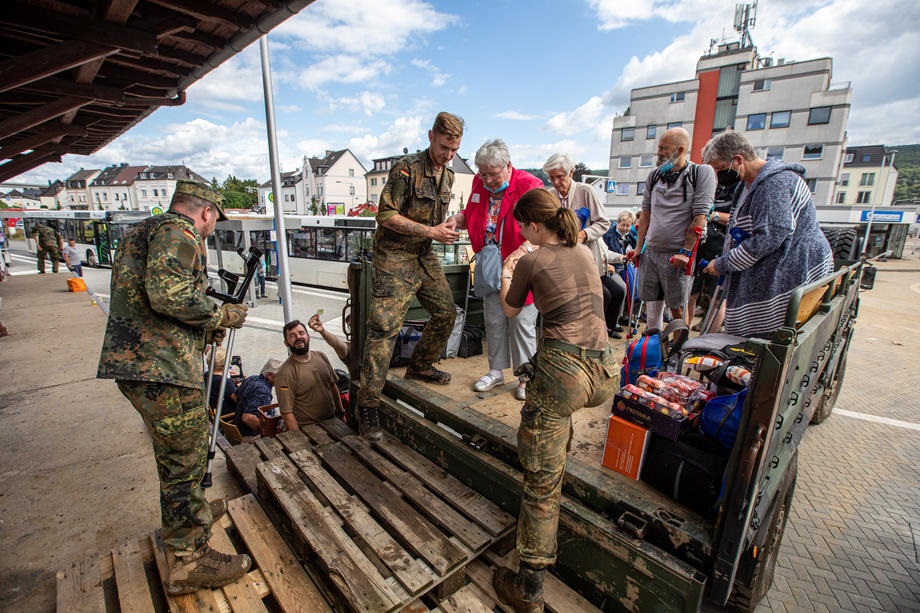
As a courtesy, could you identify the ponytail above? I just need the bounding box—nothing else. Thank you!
[513,188,581,247]
[555,207,580,247]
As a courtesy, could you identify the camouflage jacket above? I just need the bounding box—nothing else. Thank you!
[373,148,453,277]
[97,211,222,388]
[32,224,61,249]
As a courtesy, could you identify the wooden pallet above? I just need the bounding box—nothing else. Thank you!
[56,494,329,613]
[225,419,518,613]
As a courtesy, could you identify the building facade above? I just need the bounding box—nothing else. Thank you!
[258,149,368,215]
[833,145,899,207]
[365,153,474,216]
[89,164,148,211]
[134,165,209,213]
[61,169,100,209]
[609,42,852,208]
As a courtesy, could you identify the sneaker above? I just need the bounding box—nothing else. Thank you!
[167,544,251,594]
[472,372,504,392]
[358,406,382,442]
[515,383,527,401]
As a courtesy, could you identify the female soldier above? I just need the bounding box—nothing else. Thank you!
[493,189,619,611]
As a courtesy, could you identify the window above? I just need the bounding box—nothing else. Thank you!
[621,128,634,142]
[860,172,875,186]
[617,183,630,196]
[766,146,784,161]
[670,91,685,103]
[746,113,767,130]
[370,178,377,186]
[141,189,147,198]
[348,169,355,177]
[636,182,646,196]
[349,185,355,196]
[619,156,632,168]
[667,121,683,130]
[808,106,832,125]
[836,192,846,203]
[752,79,771,91]
[646,125,656,139]
[857,191,871,204]
[844,153,854,163]
[770,111,791,128]
[639,154,654,167]
[839,173,850,186]
[861,154,872,163]
[806,178,817,193]
[152,189,158,197]
[803,144,824,160]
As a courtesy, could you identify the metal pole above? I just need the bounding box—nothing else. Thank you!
[861,150,897,254]
[260,35,294,323]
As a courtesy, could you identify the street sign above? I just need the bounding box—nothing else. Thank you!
[151,206,163,215]
[606,179,616,193]
[860,210,903,223]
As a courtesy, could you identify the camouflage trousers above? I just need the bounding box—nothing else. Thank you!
[117,380,212,554]
[516,344,619,567]
[36,246,60,273]
[357,266,456,408]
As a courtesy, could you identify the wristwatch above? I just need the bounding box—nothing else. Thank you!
[678,248,692,257]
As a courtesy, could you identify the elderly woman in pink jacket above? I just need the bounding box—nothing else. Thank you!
[446,139,543,400]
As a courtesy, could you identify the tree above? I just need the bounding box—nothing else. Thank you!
[219,175,259,209]
[573,162,590,183]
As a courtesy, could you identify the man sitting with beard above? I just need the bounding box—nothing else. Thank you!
[275,319,343,432]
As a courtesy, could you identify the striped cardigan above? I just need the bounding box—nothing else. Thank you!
[713,161,833,338]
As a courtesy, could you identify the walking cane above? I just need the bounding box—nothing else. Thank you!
[201,246,262,489]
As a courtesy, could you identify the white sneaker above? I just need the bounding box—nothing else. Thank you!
[473,372,504,392]
[515,383,526,401]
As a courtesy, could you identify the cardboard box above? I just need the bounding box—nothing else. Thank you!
[602,415,651,480]
[612,393,699,441]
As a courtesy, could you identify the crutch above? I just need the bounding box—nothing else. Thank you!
[625,261,641,339]
[697,227,749,336]
[201,245,263,489]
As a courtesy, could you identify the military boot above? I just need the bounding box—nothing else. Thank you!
[492,563,545,612]
[166,544,251,595]
[358,405,382,442]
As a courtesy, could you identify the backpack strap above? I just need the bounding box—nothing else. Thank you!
[661,318,690,361]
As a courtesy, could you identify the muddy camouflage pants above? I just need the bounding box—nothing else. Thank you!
[117,380,212,553]
[357,266,456,408]
[516,345,619,567]
[36,246,60,273]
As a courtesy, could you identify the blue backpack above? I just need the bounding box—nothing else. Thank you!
[621,319,689,387]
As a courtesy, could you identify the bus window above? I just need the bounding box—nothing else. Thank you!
[289,230,315,258]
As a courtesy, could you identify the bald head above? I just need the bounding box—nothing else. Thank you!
[657,127,691,169]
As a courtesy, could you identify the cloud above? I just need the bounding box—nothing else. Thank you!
[297,55,391,90]
[411,59,449,87]
[347,115,425,164]
[187,47,264,104]
[496,110,540,121]
[325,91,387,116]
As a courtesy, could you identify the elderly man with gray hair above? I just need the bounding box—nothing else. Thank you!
[233,358,283,437]
[446,139,543,400]
[701,130,832,337]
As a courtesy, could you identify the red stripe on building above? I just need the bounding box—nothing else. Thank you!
[691,69,720,162]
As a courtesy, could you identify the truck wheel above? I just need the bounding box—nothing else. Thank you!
[727,453,797,612]
[86,250,98,268]
[810,352,847,425]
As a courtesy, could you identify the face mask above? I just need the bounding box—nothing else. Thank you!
[484,180,509,194]
[717,160,740,187]
[658,149,680,173]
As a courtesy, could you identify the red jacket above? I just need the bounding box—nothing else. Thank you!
[462,167,543,306]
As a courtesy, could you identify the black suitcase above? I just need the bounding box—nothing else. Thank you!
[640,431,730,516]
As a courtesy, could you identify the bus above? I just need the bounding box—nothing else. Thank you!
[11,209,149,267]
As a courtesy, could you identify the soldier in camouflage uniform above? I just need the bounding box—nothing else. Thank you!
[31,222,62,273]
[357,112,465,441]
[97,180,252,594]
[494,189,620,612]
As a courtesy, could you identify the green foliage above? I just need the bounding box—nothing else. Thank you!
[221,191,252,209]
[218,175,259,209]
[891,144,920,204]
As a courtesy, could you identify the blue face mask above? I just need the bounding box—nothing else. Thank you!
[484,180,509,194]
[658,149,680,174]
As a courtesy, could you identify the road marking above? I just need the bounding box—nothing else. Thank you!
[835,408,920,432]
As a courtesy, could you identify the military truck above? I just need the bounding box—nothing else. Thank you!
[342,255,868,612]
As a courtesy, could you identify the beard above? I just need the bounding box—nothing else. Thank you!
[288,340,310,355]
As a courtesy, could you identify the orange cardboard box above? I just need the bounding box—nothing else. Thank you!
[601,415,652,480]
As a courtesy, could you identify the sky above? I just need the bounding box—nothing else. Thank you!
[12,0,920,186]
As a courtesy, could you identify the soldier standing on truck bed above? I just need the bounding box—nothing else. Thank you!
[356,112,464,441]
[31,222,62,274]
[96,181,251,595]
[494,189,620,612]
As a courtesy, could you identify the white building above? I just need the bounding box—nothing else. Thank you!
[134,166,209,213]
[833,145,899,207]
[258,149,368,215]
[61,168,100,209]
[609,42,852,208]
[89,164,148,211]
[366,153,474,215]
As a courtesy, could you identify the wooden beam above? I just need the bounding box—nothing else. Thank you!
[0,124,87,159]
[22,77,126,104]
[0,151,63,183]
[0,4,157,55]
[99,65,179,90]
[0,41,118,95]
[154,44,209,67]
[145,0,253,30]
[0,97,88,140]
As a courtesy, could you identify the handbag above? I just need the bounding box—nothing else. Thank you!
[473,221,504,297]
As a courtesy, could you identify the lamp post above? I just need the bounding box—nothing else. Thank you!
[861,149,897,254]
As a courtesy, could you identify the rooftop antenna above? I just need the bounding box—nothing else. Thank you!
[734,1,758,49]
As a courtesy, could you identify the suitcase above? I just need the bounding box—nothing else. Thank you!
[457,325,484,358]
[639,431,730,516]
[67,277,87,292]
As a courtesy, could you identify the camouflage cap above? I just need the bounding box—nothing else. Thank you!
[173,180,227,221]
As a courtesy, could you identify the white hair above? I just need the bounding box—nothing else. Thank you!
[542,153,574,175]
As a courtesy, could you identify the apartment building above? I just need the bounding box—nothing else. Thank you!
[258,149,368,215]
[609,42,851,208]
[365,153,474,215]
[61,168,100,209]
[89,163,148,211]
[833,145,898,207]
[134,166,209,213]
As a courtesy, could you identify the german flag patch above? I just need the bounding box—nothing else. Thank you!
[182,228,197,241]
[400,169,410,177]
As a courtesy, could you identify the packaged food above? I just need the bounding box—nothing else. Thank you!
[725,365,752,386]
[685,355,725,371]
